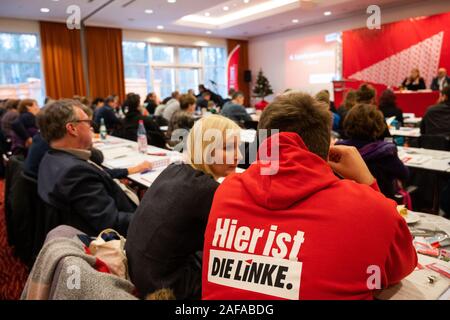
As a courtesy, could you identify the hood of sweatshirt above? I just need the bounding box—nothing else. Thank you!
[241,132,339,210]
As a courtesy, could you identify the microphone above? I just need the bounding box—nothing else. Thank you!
[209,79,217,85]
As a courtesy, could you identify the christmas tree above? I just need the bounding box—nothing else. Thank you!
[253,69,274,100]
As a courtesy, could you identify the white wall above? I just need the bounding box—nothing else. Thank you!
[249,0,450,101]
[123,29,227,48]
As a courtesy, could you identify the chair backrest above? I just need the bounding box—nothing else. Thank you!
[419,134,450,151]
[4,155,25,247]
[244,120,259,130]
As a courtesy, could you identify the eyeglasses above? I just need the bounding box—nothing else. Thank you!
[71,120,95,127]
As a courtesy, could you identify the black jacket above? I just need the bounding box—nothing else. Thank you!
[114,111,166,149]
[126,163,219,299]
[420,101,450,136]
[379,104,404,126]
[94,105,121,133]
[431,76,450,91]
[402,77,426,91]
[38,149,136,236]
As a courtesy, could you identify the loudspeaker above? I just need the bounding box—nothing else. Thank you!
[244,70,252,83]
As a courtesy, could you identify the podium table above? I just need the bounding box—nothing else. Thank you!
[394,91,439,117]
[332,81,439,117]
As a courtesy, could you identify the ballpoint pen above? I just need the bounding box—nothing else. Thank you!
[147,152,167,156]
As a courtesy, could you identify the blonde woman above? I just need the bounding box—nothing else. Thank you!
[125,115,241,300]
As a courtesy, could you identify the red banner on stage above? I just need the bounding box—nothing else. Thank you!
[343,12,450,88]
[227,45,240,91]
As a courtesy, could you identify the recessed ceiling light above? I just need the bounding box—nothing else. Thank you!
[244,0,250,3]
[223,6,229,11]
[204,12,210,17]
[157,25,164,30]
[206,31,212,34]
[145,9,153,14]
[324,11,332,16]
[40,8,50,13]
[167,0,176,3]
[292,19,299,23]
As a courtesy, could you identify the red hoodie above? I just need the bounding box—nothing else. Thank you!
[202,132,417,300]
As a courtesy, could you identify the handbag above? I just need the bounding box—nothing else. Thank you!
[89,229,129,280]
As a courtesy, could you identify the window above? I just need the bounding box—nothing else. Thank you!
[203,47,227,97]
[0,32,44,104]
[123,42,227,101]
[153,68,175,100]
[122,41,150,100]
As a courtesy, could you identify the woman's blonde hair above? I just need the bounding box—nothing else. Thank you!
[186,114,240,178]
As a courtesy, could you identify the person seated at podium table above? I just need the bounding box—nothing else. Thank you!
[430,68,450,91]
[401,68,426,91]
[420,86,450,136]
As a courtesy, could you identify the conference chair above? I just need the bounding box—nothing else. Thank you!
[243,120,259,130]
[4,155,25,248]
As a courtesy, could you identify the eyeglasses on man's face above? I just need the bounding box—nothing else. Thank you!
[71,119,95,127]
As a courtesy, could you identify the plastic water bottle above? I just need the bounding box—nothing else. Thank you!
[100,118,107,140]
[137,120,148,154]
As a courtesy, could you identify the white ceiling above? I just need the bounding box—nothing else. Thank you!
[0,0,423,39]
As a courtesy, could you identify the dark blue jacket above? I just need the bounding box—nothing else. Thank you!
[38,149,136,236]
[24,133,128,179]
[94,105,121,132]
[221,102,252,123]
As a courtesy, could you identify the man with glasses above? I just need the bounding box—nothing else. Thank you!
[37,99,137,236]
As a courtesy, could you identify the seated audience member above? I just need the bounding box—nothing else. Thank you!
[144,93,158,115]
[420,86,450,135]
[11,99,40,155]
[37,99,137,236]
[167,94,196,148]
[338,104,408,199]
[116,93,166,148]
[356,83,377,104]
[25,106,151,179]
[222,88,236,105]
[221,91,252,123]
[379,89,404,126]
[430,68,450,91]
[1,99,20,140]
[401,68,426,91]
[202,92,417,300]
[91,97,104,114]
[94,95,121,133]
[356,84,391,138]
[197,84,224,107]
[337,89,357,131]
[162,91,181,122]
[316,90,340,131]
[197,91,211,111]
[126,115,241,300]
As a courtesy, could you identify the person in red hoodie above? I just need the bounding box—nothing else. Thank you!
[202,92,417,300]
